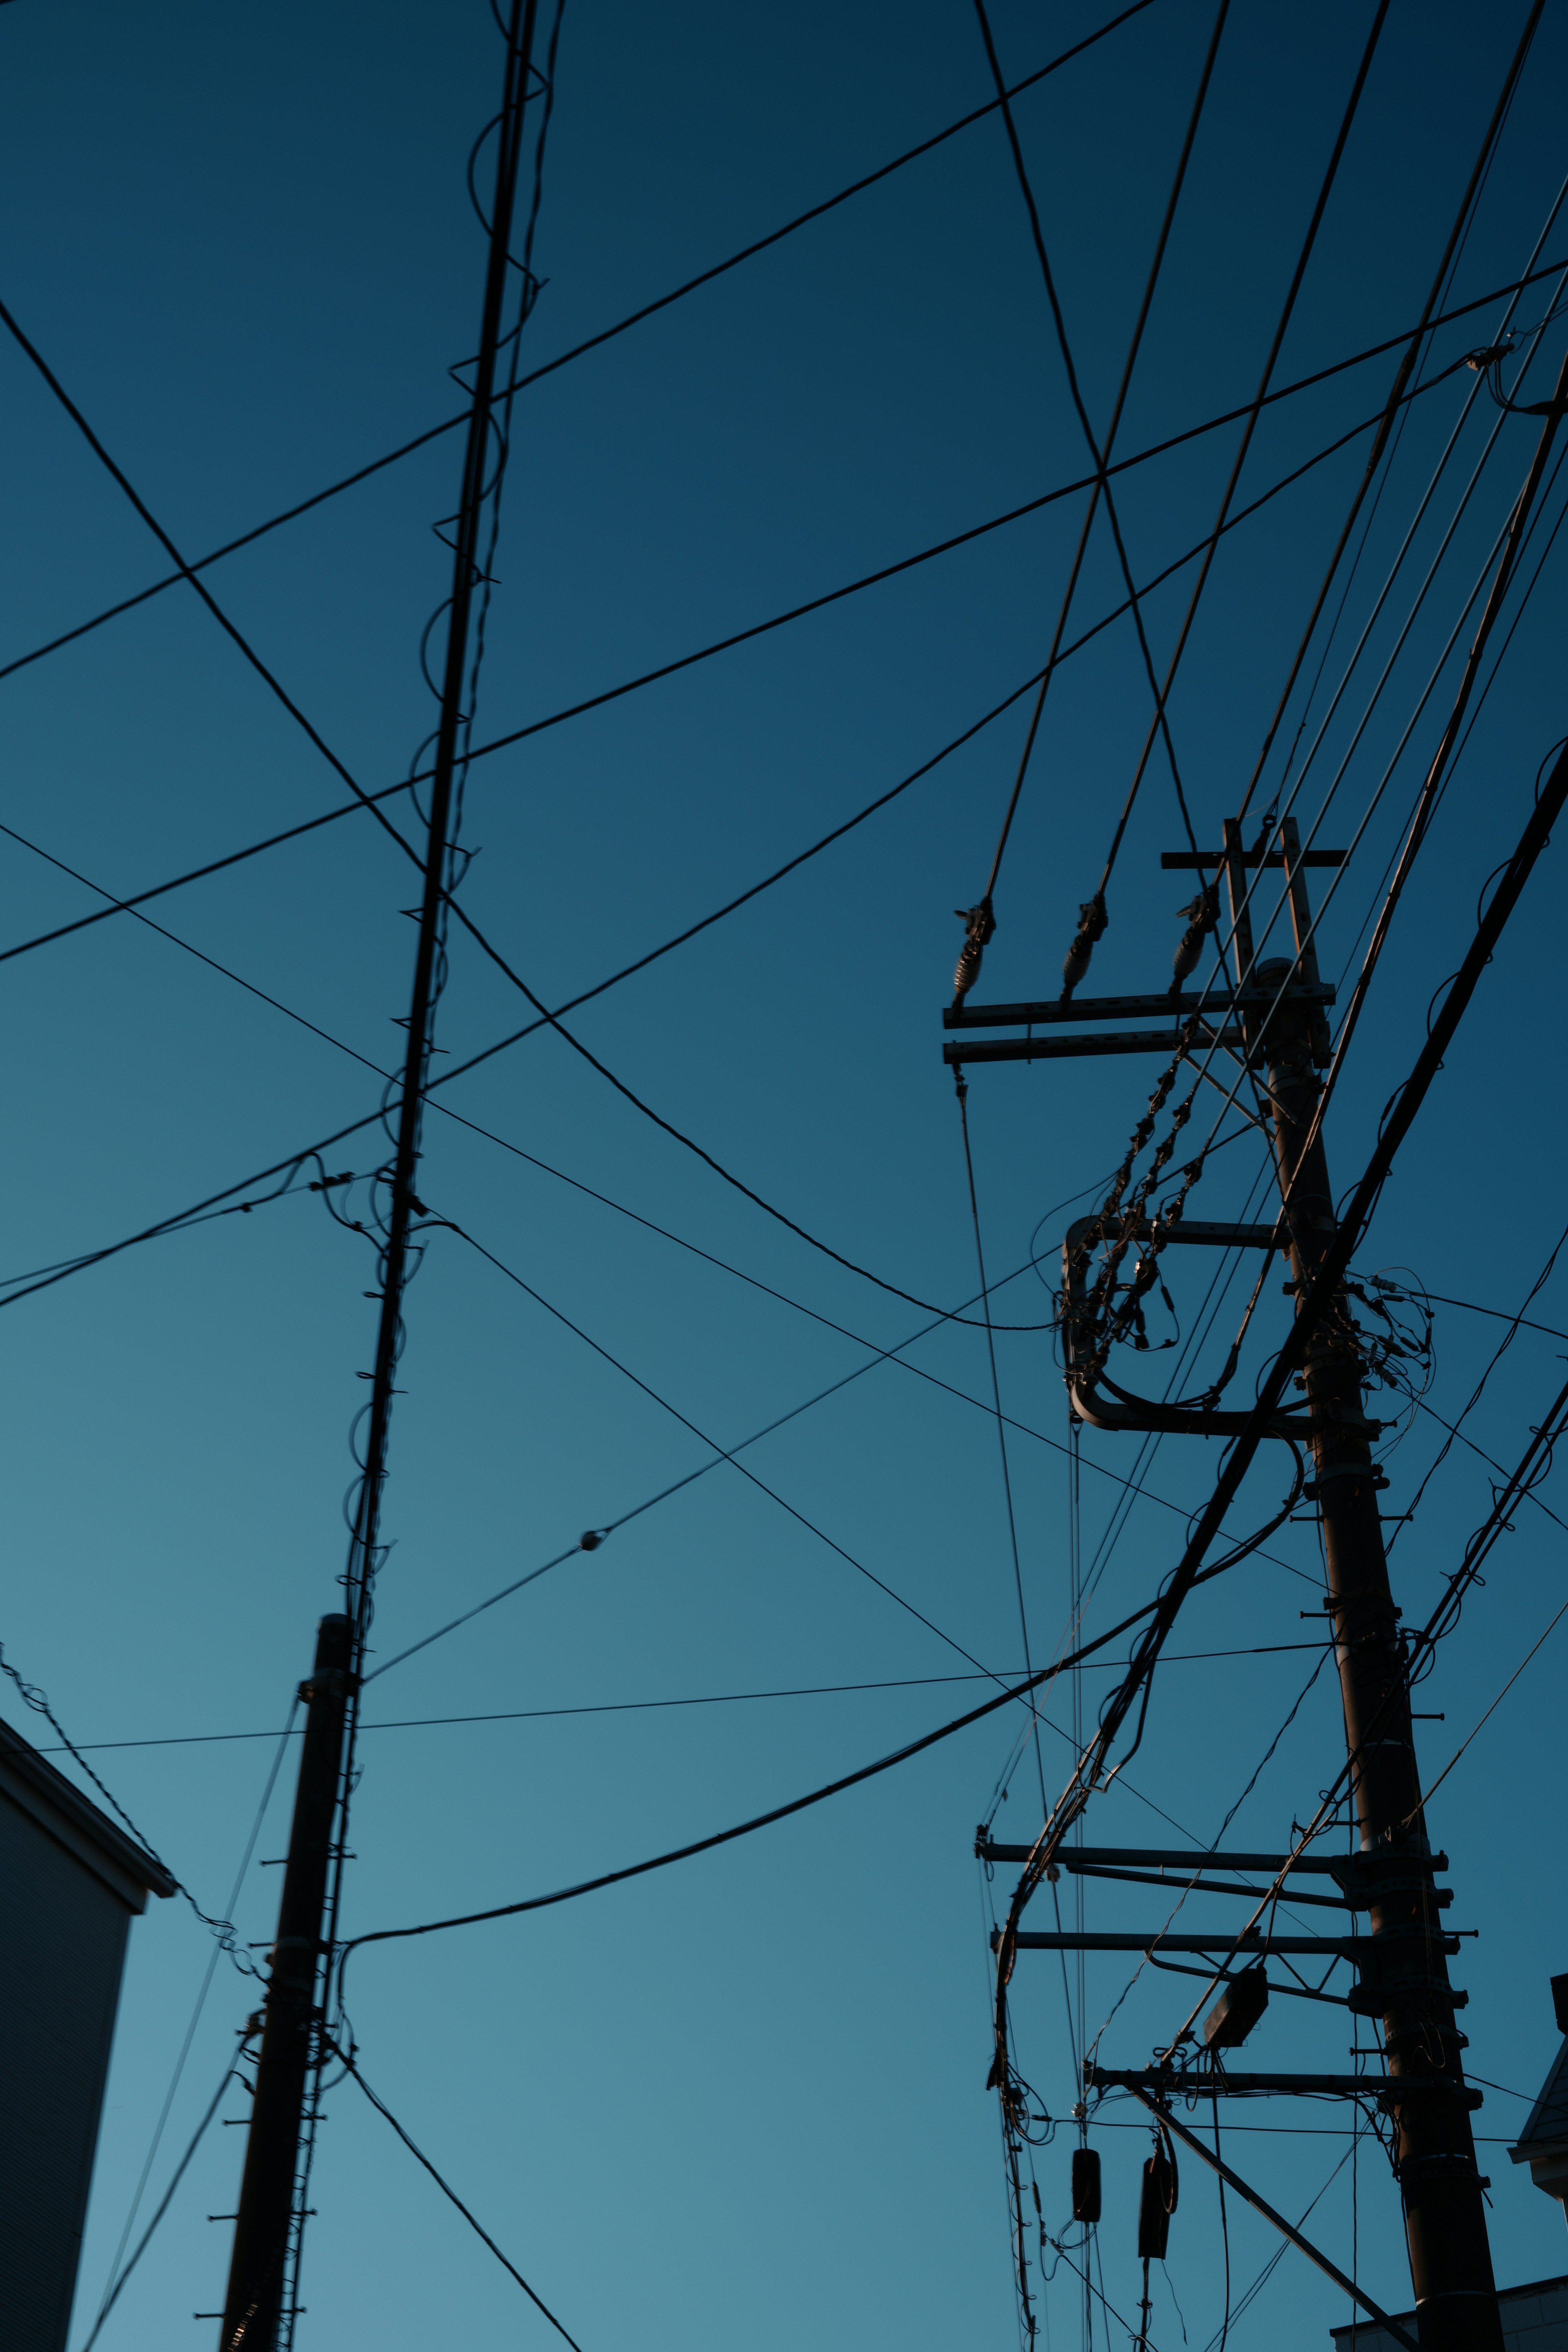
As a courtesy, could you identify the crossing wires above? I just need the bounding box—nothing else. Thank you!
[951,0,1229,1011]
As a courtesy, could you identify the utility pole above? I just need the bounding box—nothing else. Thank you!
[1229,818,1502,2352]
[214,7,539,2341]
[217,1616,352,2351]
[949,811,1508,2348]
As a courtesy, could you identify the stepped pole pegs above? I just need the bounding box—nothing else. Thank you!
[1137,2144,1178,2261]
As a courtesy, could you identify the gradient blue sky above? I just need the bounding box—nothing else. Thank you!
[2,3,1568,2348]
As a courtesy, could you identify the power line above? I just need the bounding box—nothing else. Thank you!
[1074,0,1394,952]
[0,3,1167,703]
[82,1703,299,2334]
[330,2041,586,2352]
[962,0,1226,945]
[76,2031,258,2352]
[0,328,1497,1009]
[333,1532,1293,1988]
[988,721,1568,2096]
[0,301,427,892]
[440,1214,1035,1691]
[1234,0,1548,824]
[29,1653,1331,1757]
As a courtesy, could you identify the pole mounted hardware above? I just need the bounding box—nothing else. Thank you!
[960,808,1512,2343]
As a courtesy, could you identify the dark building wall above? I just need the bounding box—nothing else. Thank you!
[0,1786,132,2352]
[0,1724,172,2352]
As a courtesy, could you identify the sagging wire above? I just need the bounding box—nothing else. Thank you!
[297,9,566,2343]
[0,1641,257,1974]
[76,2025,261,2352]
[1380,1211,1568,1555]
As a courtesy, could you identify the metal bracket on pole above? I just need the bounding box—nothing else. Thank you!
[1058,1214,1312,1439]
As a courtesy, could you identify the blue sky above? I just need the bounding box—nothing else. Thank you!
[2,2,1568,2347]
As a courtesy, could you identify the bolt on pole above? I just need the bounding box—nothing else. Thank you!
[216,1616,353,2352]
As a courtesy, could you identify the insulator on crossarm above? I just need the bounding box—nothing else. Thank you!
[951,899,996,1007]
[1061,894,1107,998]
[1170,884,1218,992]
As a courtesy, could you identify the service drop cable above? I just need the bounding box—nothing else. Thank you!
[1072,0,1392,934]
[333,1531,1294,1991]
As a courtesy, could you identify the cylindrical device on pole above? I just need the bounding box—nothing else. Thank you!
[217,1616,353,2352]
[1240,831,1502,2350]
[1071,2145,1102,2224]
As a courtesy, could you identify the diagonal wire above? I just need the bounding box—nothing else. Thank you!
[956,1073,1047,1811]
[330,2040,586,2352]
[971,0,1230,901]
[1100,0,1392,895]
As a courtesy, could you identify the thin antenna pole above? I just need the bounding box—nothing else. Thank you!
[213,12,541,2347]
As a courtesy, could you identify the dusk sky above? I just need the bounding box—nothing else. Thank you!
[2,3,1567,2348]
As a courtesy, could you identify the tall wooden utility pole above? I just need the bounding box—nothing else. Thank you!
[1228,817,1501,2352]
[217,1616,352,2350]
[215,4,541,2343]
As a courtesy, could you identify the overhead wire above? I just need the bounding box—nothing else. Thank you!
[0,2,1168,702]
[332,1522,1309,1996]
[75,2029,259,2352]
[82,1701,300,2340]
[0,305,1504,1011]
[0,1639,256,1971]
[0,300,428,893]
[957,1073,1048,1811]
[1029,0,1393,984]
[989,726,1568,2107]
[328,2039,586,2352]
[437,1210,1069,1711]
[952,0,1229,1009]
[1056,358,1568,1323]
[1412,1589,1568,1821]
[0,260,1544,1007]
[1390,1211,1568,1547]
[27,1655,1334,1760]
[1233,0,1548,824]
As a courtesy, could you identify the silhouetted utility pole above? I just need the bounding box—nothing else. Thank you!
[214,5,540,2342]
[217,1616,352,2351]
[1229,815,1501,2352]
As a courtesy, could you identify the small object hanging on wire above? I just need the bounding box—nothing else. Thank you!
[951,898,996,1008]
[1061,893,1108,999]
[1071,2144,1102,2225]
[1169,882,1218,993]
